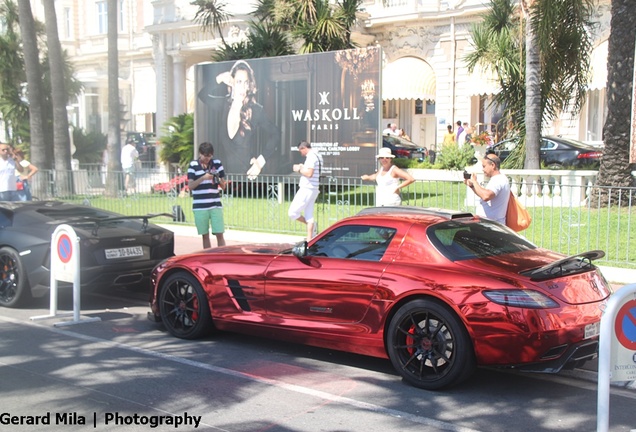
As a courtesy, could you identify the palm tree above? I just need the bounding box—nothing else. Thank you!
[43,0,73,196]
[466,0,593,169]
[106,0,121,197]
[16,0,49,196]
[0,0,28,145]
[197,0,361,62]
[592,0,635,205]
[191,0,231,45]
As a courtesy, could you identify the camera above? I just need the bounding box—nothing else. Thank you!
[207,169,220,183]
[463,170,471,180]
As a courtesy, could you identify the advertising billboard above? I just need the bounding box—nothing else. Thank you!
[195,47,382,178]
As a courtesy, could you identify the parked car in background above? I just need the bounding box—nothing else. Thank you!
[491,135,602,169]
[0,201,174,308]
[126,132,157,168]
[149,206,609,390]
[382,134,427,161]
[152,174,189,195]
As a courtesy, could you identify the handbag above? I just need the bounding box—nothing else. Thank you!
[506,191,531,232]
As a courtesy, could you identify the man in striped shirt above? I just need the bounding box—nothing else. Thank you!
[188,142,226,248]
[288,141,323,241]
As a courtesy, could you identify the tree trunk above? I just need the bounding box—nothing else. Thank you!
[523,3,541,170]
[17,0,50,197]
[591,0,635,207]
[43,1,73,197]
[106,0,122,197]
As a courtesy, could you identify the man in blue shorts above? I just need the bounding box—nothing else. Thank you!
[188,142,226,248]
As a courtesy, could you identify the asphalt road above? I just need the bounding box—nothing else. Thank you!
[1,233,635,432]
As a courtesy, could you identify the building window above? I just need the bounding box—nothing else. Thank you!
[97,1,107,34]
[584,89,606,143]
[382,100,398,119]
[120,0,125,32]
[63,7,72,39]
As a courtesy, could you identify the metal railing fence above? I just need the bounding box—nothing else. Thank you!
[30,166,636,269]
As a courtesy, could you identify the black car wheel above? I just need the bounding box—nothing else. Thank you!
[387,299,475,390]
[158,272,213,339]
[0,247,31,308]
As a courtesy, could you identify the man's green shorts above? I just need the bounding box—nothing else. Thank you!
[194,208,225,235]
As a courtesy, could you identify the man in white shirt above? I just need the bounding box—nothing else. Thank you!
[120,139,139,195]
[288,141,323,241]
[0,143,23,201]
[464,154,510,224]
[382,123,398,136]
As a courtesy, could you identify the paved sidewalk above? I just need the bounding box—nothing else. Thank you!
[159,223,636,286]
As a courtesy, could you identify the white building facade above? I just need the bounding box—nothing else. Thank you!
[42,0,610,153]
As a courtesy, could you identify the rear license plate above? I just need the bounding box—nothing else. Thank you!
[584,321,600,339]
[105,246,143,259]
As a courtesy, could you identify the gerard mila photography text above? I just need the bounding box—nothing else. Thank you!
[1,412,202,429]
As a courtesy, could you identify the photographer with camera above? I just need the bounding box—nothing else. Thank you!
[188,142,227,248]
[464,154,509,224]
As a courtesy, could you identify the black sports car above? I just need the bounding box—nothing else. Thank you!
[382,135,427,161]
[0,201,174,308]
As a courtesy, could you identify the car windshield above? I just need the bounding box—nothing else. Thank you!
[427,220,536,261]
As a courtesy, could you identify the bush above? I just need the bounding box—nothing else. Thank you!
[71,127,107,164]
[393,157,434,169]
[159,113,194,172]
[435,143,475,170]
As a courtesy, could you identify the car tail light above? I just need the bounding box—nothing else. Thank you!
[482,289,559,309]
[577,152,602,160]
[395,149,410,157]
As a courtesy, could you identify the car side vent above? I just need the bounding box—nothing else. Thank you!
[357,206,474,220]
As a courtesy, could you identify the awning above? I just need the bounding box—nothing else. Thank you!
[588,40,608,91]
[131,67,157,115]
[466,65,500,96]
[382,57,436,101]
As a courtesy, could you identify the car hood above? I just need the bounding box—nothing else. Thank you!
[457,248,611,304]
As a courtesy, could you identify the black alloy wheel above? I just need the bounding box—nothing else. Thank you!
[387,299,475,390]
[158,271,213,339]
[0,247,31,308]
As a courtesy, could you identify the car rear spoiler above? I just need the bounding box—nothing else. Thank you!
[61,213,175,236]
[520,250,605,281]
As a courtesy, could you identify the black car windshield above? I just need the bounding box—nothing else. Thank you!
[428,220,536,261]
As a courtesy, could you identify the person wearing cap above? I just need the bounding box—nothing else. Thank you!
[121,138,139,195]
[361,147,415,207]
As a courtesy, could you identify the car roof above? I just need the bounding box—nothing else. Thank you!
[350,206,475,225]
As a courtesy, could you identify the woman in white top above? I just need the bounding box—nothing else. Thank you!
[13,149,38,201]
[361,147,415,207]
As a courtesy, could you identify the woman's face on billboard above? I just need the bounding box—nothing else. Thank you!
[232,69,250,101]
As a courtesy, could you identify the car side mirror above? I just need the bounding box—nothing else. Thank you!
[292,240,308,258]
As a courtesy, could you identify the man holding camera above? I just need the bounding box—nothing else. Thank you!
[464,154,510,224]
[188,142,226,248]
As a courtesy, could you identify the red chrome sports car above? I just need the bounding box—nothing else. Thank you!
[149,207,611,390]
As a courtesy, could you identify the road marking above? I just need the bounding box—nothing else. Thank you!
[0,314,481,432]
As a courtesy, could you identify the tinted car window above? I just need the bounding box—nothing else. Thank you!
[428,220,536,261]
[308,225,396,261]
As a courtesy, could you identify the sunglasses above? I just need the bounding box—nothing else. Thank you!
[379,157,391,160]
